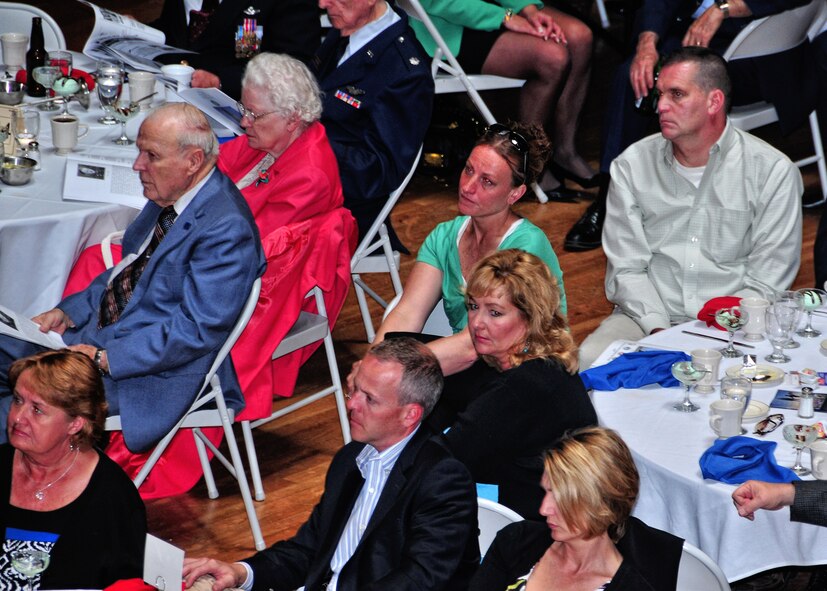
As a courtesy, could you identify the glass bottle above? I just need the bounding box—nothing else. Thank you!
[26,17,47,97]
[635,59,662,116]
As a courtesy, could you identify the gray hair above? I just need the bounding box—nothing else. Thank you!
[242,53,322,125]
[368,338,443,418]
[145,102,219,159]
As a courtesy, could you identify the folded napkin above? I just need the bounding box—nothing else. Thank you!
[699,436,800,484]
[580,350,690,391]
[16,68,96,91]
[697,296,742,330]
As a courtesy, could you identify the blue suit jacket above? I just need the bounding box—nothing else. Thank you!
[59,170,265,452]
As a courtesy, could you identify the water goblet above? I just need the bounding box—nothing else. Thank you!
[782,424,818,476]
[773,290,802,349]
[112,101,139,145]
[31,65,60,111]
[764,307,792,363]
[715,306,748,358]
[10,548,50,591]
[795,288,827,338]
[721,376,752,433]
[671,361,707,412]
[13,109,39,155]
[95,62,123,126]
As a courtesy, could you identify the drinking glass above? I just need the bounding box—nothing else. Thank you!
[10,548,50,591]
[31,65,60,111]
[95,62,123,126]
[721,376,752,434]
[13,109,39,154]
[112,102,139,145]
[773,290,802,349]
[671,361,707,412]
[795,288,827,338]
[764,307,792,363]
[715,307,748,358]
[48,50,72,77]
[783,424,818,476]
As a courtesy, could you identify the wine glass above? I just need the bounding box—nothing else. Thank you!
[714,307,748,358]
[10,548,50,591]
[95,62,123,126]
[671,361,707,412]
[13,109,39,155]
[112,102,139,145]
[795,288,827,338]
[31,65,60,111]
[48,50,72,78]
[782,424,818,476]
[773,290,802,349]
[764,307,792,363]
[721,376,751,434]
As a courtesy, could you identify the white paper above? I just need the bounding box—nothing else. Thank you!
[144,534,185,591]
[177,87,244,136]
[62,149,148,210]
[0,304,65,349]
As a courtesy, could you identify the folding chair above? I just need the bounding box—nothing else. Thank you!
[351,147,422,342]
[0,2,66,50]
[723,0,827,205]
[106,278,267,551]
[477,497,523,557]
[397,0,550,203]
[241,285,351,501]
[677,542,731,591]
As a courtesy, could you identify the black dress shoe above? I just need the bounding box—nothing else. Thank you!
[564,200,605,252]
[549,161,601,189]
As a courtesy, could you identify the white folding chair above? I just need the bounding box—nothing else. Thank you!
[351,146,422,342]
[676,542,731,591]
[105,278,267,551]
[397,0,549,204]
[382,292,453,337]
[477,497,524,557]
[723,0,827,205]
[0,2,66,50]
[241,285,351,501]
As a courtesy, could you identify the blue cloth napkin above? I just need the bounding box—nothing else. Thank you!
[580,350,690,391]
[699,436,800,484]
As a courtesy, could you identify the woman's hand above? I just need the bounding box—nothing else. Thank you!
[519,5,566,44]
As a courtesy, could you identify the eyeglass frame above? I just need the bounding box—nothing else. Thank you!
[483,123,529,180]
[237,101,277,123]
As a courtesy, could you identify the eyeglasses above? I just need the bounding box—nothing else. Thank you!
[484,123,529,177]
[237,101,276,123]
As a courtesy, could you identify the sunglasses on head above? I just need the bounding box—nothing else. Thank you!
[484,123,529,178]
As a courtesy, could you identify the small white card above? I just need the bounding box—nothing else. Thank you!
[144,534,184,591]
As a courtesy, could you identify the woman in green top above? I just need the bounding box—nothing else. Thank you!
[409,0,597,188]
[374,122,566,375]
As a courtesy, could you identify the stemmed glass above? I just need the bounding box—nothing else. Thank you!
[31,65,60,111]
[13,109,39,155]
[773,290,802,349]
[10,548,50,591]
[795,288,827,338]
[782,424,818,476]
[112,102,139,145]
[671,361,707,412]
[95,61,123,126]
[764,307,792,363]
[715,307,748,358]
[49,51,75,115]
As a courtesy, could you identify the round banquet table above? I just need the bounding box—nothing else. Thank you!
[590,317,827,582]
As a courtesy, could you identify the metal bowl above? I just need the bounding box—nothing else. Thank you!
[0,80,25,105]
[0,156,35,185]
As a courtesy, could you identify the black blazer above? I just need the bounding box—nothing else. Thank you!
[150,0,321,98]
[243,428,480,591]
[791,480,827,527]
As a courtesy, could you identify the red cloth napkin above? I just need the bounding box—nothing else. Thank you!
[15,67,95,90]
[697,296,742,330]
[103,579,157,591]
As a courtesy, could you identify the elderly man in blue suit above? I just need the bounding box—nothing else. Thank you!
[315,0,434,251]
[0,103,264,452]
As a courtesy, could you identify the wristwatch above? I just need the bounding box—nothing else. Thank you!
[94,348,107,376]
[714,0,730,19]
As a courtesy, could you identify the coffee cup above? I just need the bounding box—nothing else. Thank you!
[160,64,194,92]
[1,33,28,71]
[129,71,156,109]
[709,398,744,439]
[810,439,827,480]
[50,115,89,155]
[740,297,770,341]
[691,348,722,394]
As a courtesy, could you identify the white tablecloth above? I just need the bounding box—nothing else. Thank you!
[0,53,156,316]
[591,318,827,582]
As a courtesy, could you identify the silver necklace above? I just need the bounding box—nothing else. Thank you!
[33,447,79,502]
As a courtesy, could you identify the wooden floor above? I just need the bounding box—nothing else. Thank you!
[38,0,824,568]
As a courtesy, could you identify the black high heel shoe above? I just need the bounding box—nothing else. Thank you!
[548,161,601,189]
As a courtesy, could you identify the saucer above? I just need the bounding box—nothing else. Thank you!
[742,401,770,423]
[725,364,784,388]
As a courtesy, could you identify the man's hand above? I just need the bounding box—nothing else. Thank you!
[630,32,660,100]
[192,70,221,89]
[183,557,247,591]
[732,480,795,521]
[67,344,108,373]
[682,6,725,48]
[31,308,74,335]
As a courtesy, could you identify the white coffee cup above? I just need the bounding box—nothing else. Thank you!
[160,64,194,92]
[1,33,28,71]
[810,439,827,480]
[50,115,89,155]
[740,297,770,341]
[691,348,722,394]
[129,71,156,109]
[709,399,744,439]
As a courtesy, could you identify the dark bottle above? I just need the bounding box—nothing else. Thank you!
[635,59,662,116]
[26,17,47,97]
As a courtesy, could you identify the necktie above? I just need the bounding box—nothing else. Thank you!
[189,0,220,45]
[98,206,177,328]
